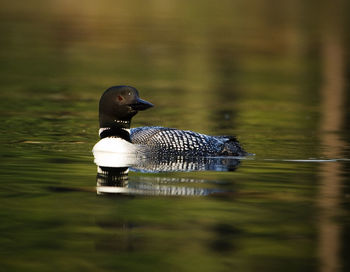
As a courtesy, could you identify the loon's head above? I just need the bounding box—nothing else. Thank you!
[99,85,153,129]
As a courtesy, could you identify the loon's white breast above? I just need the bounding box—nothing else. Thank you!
[92,137,139,167]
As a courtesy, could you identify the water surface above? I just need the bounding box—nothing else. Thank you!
[1,1,350,271]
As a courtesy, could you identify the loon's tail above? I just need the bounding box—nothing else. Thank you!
[217,136,249,156]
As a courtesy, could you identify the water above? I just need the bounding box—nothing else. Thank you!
[1,1,350,271]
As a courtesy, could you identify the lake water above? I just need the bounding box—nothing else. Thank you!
[1,1,350,271]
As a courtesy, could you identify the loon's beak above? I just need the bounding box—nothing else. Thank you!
[130,98,154,111]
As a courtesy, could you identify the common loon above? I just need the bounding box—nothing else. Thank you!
[92,86,248,161]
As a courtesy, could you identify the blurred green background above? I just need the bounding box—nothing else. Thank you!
[0,0,350,271]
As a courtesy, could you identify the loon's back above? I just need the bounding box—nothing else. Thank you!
[130,126,246,156]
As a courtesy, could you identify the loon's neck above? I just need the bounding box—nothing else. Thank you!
[99,126,131,142]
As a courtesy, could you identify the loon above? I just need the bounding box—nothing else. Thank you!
[92,86,247,161]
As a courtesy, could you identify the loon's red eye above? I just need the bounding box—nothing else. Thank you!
[118,95,124,101]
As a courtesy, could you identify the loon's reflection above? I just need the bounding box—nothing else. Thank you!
[130,156,240,173]
[96,156,241,196]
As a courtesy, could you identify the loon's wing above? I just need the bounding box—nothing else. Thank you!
[130,126,230,156]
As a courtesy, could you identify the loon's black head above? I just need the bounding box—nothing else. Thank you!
[99,85,153,129]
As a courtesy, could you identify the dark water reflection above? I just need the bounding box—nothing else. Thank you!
[1,0,350,271]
